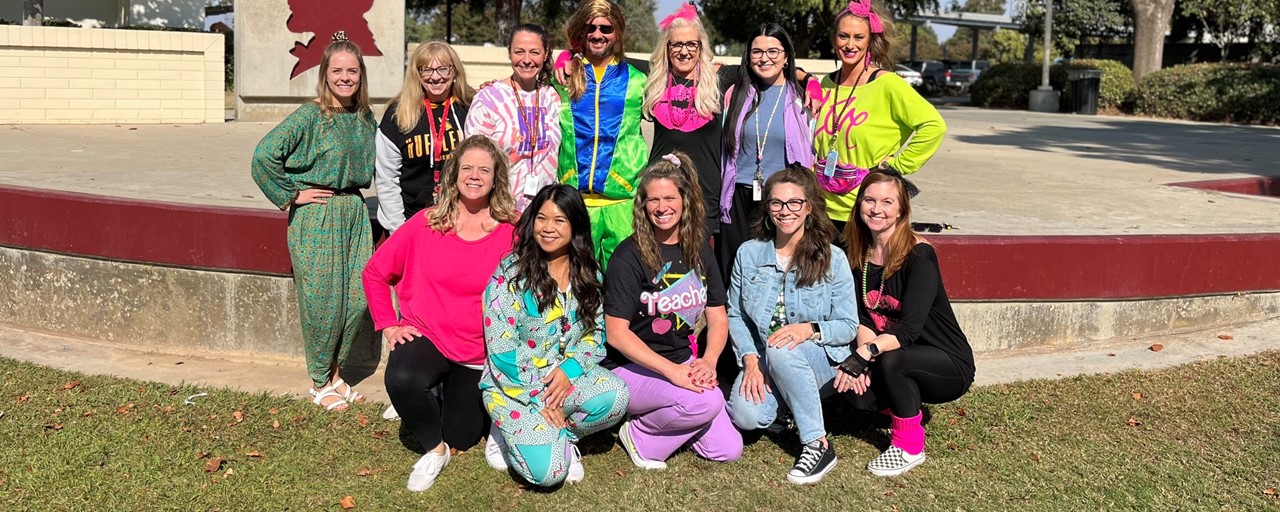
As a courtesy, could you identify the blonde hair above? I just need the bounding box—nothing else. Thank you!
[564,0,627,102]
[427,135,518,232]
[392,41,476,134]
[642,16,721,120]
[834,6,895,70]
[315,40,372,119]
[631,152,706,275]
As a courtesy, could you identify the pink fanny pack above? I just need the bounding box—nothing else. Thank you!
[815,159,871,195]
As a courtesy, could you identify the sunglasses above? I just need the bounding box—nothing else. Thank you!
[585,23,615,35]
[911,222,957,233]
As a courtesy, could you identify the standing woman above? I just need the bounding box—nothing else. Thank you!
[717,24,815,281]
[465,24,562,213]
[724,166,858,485]
[376,41,475,232]
[839,171,975,477]
[251,33,375,411]
[812,0,945,235]
[603,152,743,470]
[479,185,630,487]
[643,3,730,237]
[362,135,518,491]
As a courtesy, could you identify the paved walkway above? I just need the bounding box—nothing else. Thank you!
[2,315,1275,405]
[2,108,1278,235]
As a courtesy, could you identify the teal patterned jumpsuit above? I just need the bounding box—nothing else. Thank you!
[251,102,375,388]
[479,255,630,486]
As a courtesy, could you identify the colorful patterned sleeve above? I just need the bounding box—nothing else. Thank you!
[483,259,536,406]
[250,104,311,209]
[559,281,606,381]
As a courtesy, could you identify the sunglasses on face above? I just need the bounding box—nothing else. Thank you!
[585,23,615,35]
[668,41,701,53]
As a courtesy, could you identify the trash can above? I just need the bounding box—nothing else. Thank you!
[1066,69,1102,115]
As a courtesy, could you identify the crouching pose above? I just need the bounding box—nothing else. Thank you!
[480,184,629,487]
[841,170,975,477]
[725,166,858,484]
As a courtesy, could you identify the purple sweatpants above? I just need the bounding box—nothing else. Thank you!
[612,361,744,462]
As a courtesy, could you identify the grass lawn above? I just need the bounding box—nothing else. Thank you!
[1,353,1278,511]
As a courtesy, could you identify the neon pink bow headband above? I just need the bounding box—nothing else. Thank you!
[844,0,884,33]
[658,3,699,30]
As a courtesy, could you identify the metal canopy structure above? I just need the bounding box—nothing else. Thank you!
[900,10,1023,62]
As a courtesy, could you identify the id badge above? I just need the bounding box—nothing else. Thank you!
[823,150,838,178]
[752,178,763,201]
[522,175,541,196]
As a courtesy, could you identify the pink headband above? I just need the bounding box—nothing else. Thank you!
[844,0,884,33]
[658,3,699,30]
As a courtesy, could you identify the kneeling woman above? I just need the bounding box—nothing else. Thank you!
[604,152,743,470]
[840,171,975,477]
[479,184,630,487]
[725,166,857,484]
[362,135,518,491]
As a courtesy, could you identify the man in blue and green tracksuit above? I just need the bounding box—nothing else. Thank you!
[557,0,648,268]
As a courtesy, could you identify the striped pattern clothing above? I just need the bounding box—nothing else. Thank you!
[479,255,628,486]
[464,81,562,214]
[250,102,376,387]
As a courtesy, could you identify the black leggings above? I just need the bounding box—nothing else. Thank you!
[716,184,764,282]
[384,336,486,452]
[869,344,971,418]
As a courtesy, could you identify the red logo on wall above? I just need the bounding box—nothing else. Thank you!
[286,0,383,79]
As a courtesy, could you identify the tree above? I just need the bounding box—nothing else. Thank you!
[408,2,499,44]
[892,21,943,61]
[1130,0,1175,79]
[988,27,1041,62]
[702,0,942,58]
[1015,0,1129,60]
[619,0,658,53]
[23,0,42,26]
[1180,0,1270,61]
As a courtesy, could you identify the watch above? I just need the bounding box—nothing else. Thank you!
[866,343,880,358]
[810,322,822,340]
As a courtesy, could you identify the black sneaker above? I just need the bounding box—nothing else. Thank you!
[786,439,837,484]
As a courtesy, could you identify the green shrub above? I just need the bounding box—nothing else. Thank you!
[1135,63,1280,125]
[970,59,1134,111]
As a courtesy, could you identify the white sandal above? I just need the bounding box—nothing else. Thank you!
[331,378,364,403]
[310,385,349,411]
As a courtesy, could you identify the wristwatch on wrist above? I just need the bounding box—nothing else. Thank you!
[810,322,822,340]
[866,343,880,358]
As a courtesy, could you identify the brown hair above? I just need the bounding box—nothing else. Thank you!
[427,135,518,232]
[564,0,627,102]
[393,41,476,134]
[833,3,895,70]
[315,40,372,120]
[753,166,837,288]
[844,171,919,279]
[631,151,706,275]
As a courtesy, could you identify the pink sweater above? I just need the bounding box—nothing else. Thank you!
[362,211,515,366]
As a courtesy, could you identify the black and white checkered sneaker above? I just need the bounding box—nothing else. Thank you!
[867,445,926,477]
[786,439,837,484]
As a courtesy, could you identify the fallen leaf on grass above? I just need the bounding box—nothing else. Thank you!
[82,411,93,417]
[196,451,209,459]
[1132,393,1144,400]
[355,468,372,477]
[615,470,625,477]
[292,415,304,423]
[117,404,135,415]
[956,408,967,417]
[61,380,82,391]
[268,408,279,415]
[339,496,356,509]
[246,451,262,458]
[223,468,234,477]
[1127,417,1142,427]
[370,430,387,440]
[204,457,224,473]
[884,491,896,497]
[1030,452,1041,462]
[1217,334,1233,340]
[272,419,280,429]
[1149,344,1164,352]
[45,422,63,430]
[1264,488,1276,496]
[947,417,958,425]
[16,395,30,403]
[947,443,959,450]
[356,415,369,427]
[232,411,244,423]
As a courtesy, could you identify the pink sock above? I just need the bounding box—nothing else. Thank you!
[890,413,925,455]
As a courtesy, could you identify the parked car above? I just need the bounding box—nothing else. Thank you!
[946,60,990,94]
[905,59,989,95]
[904,60,950,95]
[895,64,923,87]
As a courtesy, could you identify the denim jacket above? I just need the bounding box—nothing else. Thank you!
[726,239,858,366]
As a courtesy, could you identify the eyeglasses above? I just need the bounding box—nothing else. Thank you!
[768,198,807,212]
[417,65,454,78]
[585,23,615,35]
[750,48,785,60]
[668,41,701,53]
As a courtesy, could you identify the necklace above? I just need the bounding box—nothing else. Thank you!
[827,64,869,149]
[753,84,786,185]
[556,290,571,354]
[663,73,699,129]
[509,78,543,196]
[861,250,886,311]
[423,97,453,164]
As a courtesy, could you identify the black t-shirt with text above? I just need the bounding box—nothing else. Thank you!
[378,99,469,219]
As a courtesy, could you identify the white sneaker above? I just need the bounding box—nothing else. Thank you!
[618,419,667,470]
[382,404,400,421]
[867,445,925,477]
[484,425,509,471]
[406,445,450,492]
[565,444,585,484]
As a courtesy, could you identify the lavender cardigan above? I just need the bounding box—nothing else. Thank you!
[719,83,815,224]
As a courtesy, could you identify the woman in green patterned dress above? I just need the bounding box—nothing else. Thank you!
[250,34,377,411]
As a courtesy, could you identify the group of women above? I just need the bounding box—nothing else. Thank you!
[250,0,974,493]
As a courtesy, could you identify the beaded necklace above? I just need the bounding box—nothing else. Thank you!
[861,250,886,311]
[821,65,868,179]
[663,72,699,129]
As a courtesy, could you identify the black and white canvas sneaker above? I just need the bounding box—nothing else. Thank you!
[867,445,926,477]
[786,439,837,484]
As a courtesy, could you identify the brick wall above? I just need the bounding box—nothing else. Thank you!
[0,26,223,124]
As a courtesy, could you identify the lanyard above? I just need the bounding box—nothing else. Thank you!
[753,85,786,182]
[509,79,541,159]
[423,97,453,162]
[827,65,868,149]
